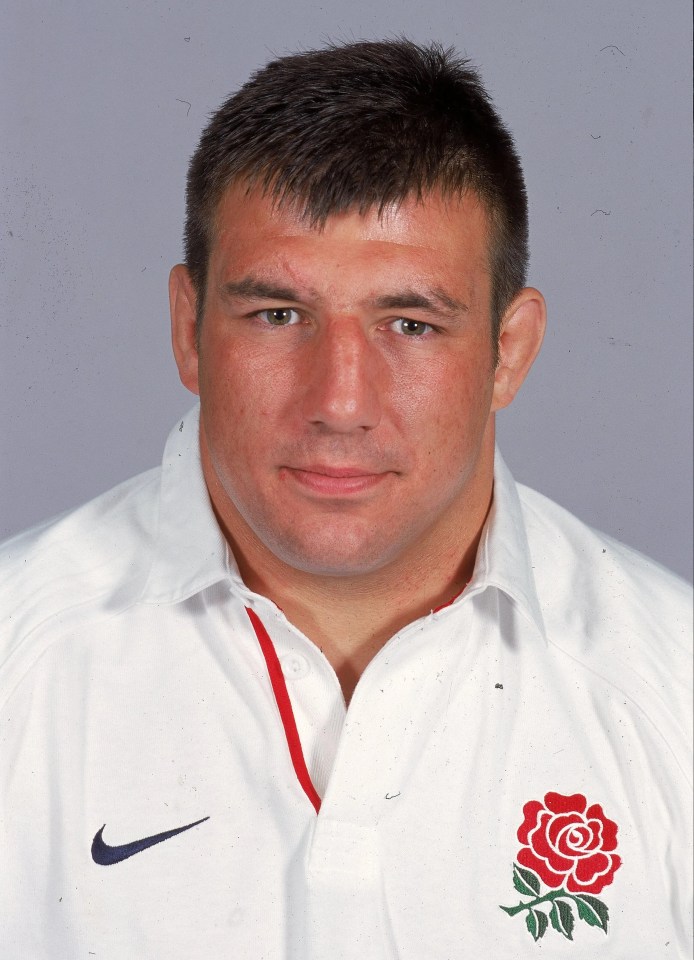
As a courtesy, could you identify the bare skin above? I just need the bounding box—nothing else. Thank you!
[170,184,545,701]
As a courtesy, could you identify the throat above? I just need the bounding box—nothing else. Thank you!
[217,494,485,702]
[260,571,470,704]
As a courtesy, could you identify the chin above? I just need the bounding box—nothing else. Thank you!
[269,532,397,578]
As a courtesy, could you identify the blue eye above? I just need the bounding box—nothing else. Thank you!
[259,308,300,326]
[393,318,432,336]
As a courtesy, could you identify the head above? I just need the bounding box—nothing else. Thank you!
[183,39,529,351]
[170,41,545,586]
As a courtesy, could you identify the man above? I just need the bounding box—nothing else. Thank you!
[1,39,691,959]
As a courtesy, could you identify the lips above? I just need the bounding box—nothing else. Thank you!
[282,465,391,496]
[296,464,381,478]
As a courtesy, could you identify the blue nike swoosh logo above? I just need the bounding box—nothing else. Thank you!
[91,816,209,865]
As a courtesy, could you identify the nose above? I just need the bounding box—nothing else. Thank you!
[300,318,382,432]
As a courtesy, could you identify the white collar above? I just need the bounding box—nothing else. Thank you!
[140,406,230,604]
[468,452,546,641]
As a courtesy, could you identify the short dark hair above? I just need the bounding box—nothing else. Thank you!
[184,39,528,342]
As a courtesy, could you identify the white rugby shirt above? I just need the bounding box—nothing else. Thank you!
[1,406,691,959]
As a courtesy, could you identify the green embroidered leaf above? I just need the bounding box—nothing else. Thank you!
[525,910,538,940]
[549,900,575,940]
[513,863,541,897]
[575,894,609,933]
[525,908,548,941]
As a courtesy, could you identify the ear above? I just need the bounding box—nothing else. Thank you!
[169,264,200,396]
[492,287,546,412]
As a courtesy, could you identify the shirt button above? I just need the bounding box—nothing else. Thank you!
[280,653,310,680]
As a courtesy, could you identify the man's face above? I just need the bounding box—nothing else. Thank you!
[172,184,538,578]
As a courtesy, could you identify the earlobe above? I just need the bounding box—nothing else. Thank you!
[169,264,201,396]
[492,287,546,412]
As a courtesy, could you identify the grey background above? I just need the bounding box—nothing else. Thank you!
[1,1,691,581]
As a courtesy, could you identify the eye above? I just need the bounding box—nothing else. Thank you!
[391,318,433,337]
[258,307,301,326]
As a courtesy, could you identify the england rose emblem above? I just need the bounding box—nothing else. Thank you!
[500,792,621,943]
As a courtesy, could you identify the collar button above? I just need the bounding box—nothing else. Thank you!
[280,652,310,680]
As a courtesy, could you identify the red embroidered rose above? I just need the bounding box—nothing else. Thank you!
[516,791,621,894]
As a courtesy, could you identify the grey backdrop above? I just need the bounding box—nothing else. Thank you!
[1,1,692,581]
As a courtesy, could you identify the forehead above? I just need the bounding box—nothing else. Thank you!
[213,181,489,242]
[207,183,492,303]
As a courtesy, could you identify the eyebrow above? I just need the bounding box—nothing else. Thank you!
[220,277,468,316]
[370,289,468,316]
[220,278,305,302]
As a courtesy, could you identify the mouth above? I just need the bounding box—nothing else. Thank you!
[281,465,392,496]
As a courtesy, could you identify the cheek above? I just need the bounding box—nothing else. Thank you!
[199,341,290,429]
[391,356,493,449]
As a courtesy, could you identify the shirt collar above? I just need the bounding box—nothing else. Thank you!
[140,408,546,641]
[140,404,231,604]
[466,448,547,641]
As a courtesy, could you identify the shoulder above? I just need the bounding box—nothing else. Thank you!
[0,468,161,694]
[517,483,692,774]
[517,482,691,633]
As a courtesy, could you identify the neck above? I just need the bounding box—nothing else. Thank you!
[208,488,492,705]
[242,527,483,702]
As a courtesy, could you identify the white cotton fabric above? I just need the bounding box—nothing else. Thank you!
[1,406,691,959]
